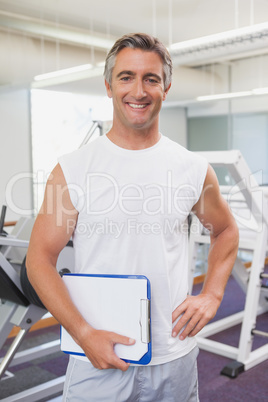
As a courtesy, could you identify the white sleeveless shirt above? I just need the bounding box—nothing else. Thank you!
[58,134,208,365]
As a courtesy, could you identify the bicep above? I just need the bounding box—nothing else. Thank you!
[28,163,78,265]
[192,164,233,237]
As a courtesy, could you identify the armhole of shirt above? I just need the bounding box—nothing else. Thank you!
[195,157,209,205]
[58,156,78,211]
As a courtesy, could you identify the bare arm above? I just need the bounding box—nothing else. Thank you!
[26,164,134,370]
[172,164,239,339]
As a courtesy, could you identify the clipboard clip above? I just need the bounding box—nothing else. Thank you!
[140,299,151,344]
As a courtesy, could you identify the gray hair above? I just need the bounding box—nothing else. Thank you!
[104,33,172,91]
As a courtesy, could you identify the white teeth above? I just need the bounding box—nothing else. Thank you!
[128,103,147,109]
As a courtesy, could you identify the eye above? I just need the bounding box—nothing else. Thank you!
[146,78,159,84]
[120,76,131,82]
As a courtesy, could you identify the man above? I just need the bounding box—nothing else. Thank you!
[26,33,239,401]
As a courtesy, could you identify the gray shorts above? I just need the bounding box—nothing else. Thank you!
[63,346,199,402]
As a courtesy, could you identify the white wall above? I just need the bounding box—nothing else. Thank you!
[188,54,268,118]
[160,106,187,147]
[0,88,33,222]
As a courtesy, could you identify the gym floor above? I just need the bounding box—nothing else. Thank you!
[1,274,268,401]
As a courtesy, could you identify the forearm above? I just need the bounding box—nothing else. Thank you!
[26,255,91,346]
[172,165,239,340]
[26,255,134,370]
[172,221,238,339]
[201,219,239,304]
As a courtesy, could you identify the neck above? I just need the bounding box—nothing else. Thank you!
[106,121,161,150]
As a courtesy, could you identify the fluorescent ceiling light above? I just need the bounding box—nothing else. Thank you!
[252,87,268,95]
[197,87,268,102]
[169,22,268,66]
[197,91,252,101]
[170,22,268,51]
[32,65,104,89]
[34,64,93,81]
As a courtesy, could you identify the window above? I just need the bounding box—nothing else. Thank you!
[188,113,268,186]
[232,113,268,185]
[31,89,113,213]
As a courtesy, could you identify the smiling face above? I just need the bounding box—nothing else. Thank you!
[105,47,170,135]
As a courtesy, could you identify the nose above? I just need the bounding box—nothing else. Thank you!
[132,78,146,99]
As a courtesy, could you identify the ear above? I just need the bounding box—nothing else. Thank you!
[105,79,112,98]
[163,83,171,101]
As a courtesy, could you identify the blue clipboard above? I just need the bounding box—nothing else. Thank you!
[60,273,151,365]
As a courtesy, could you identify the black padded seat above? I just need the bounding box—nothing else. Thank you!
[20,257,45,309]
[0,264,30,306]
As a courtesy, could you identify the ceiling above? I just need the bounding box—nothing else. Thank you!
[0,0,268,100]
[1,0,268,44]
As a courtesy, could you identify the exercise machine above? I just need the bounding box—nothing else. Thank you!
[0,206,74,401]
[79,120,104,148]
[189,150,268,377]
[0,120,105,400]
[0,212,74,401]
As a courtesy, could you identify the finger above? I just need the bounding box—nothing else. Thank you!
[178,318,200,340]
[92,357,130,371]
[111,333,136,346]
[177,309,205,340]
[109,334,135,371]
[172,298,191,323]
[172,307,183,323]
[172,310,193,337]
[111,356,131,371]
[85,331,135,371]
[185,306,216,339]
[187,320,205,338]
[187,313,213,338]
[90,347,131,371]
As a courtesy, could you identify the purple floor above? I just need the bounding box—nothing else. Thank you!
[1,275,267,400]
[194,275,268,401]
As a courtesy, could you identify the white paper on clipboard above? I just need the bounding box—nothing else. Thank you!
[60,274,151,365]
